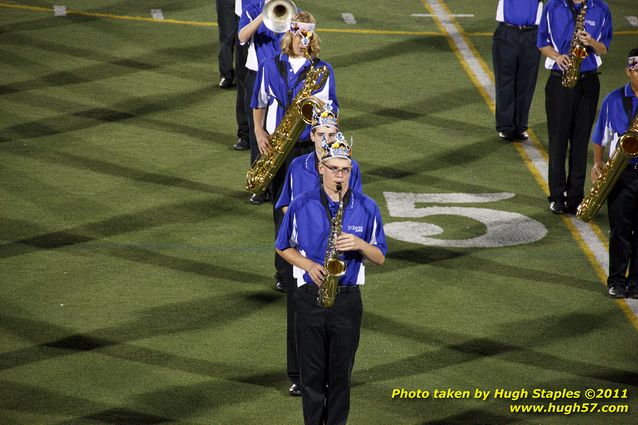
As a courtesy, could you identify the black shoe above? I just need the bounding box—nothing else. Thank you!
[274,281,287,293]
[626,284,638,299]
[512,131,529,142]
[219,77,235,89]
[498,131,514,141]
[233,138,250,150]
[249,193,265,205]
[608,284,626,298]
[289,383,301,396]
[549,201,566,214]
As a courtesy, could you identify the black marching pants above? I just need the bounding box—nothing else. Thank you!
[492,23,540,134]
[296,285,362,425]
[545,72,600,207]
[607,167,638,289]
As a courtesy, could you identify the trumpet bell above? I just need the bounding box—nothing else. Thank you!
[263,0,297,33]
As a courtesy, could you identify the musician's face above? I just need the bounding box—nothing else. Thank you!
[291,34,308,58]
[311,125,338,155]
[320,158,351,193]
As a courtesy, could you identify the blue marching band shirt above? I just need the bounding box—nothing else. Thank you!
[276,189,388,288]
[496,0,543,26]
[275,153,363,210]
[537,0,612,73]
[238,1,283,72]
[591,83,638,165]
[251,53,338,142]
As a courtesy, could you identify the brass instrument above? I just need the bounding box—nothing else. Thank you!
[263,0,297,33]
[318,183,347,308]
[577,113,638,221]
[562,2,588,88]
[246,56,328,195]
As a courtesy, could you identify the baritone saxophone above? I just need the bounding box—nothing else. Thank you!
[562,2,588,88]
[318,183,346,308]
[577,113,638,221]
[246,55,328,195]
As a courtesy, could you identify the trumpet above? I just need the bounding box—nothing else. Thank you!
[263,0,297,33]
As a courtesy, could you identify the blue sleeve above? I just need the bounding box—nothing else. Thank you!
[536,5,551,49]
[275,204,295,251]
[238,8,251,31]
[350,160,363,192]
[251,60,266,109]
[599,5,613,50]
[370,205,388,256]
[591,94,610,146]
[275,169,293,209]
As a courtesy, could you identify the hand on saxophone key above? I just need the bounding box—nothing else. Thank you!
[555,54,571,72]
[306,261,327,286]
[335,233,362,252]
[256,129,272,154]
[577,30,592,47]
[591,163,604,182]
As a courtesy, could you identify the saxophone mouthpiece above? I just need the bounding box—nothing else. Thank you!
[336,183,342,193]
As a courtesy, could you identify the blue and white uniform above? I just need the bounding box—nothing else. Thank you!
[592,83,638,165]
[251,53,337,142]
[537,0,613,212]
[275,153,362,210]
[276,189,387,287]
[591,82,638,294]
[238,1,283,72]
[537,0,612,72]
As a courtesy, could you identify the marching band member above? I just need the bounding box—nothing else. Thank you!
[275,102,362,398]
[589,48,638,298]
[276,137,386,425]
[492,0,543,142]
[537,0,612,214]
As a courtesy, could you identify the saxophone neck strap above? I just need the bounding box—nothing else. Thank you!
[320,187,351,220]
[621,92,637,124]
[276,55,321,106]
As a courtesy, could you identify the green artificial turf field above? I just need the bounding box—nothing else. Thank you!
[1,1,637,423]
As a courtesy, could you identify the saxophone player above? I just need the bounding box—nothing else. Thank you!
[275,102,362,397]
[537,0,612,214]
[589,49,638,299]
[275,138,386,425]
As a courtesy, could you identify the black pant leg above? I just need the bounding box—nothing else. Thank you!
[244,70,259,164]
[566,74,600,207]
[545,74,574,202]
[287,278,300,385]
[216,0,236,80]
[514,29,540,132]
[607,171,638,287]
[492,25,517,133]
[296,288,328,425]
[324,291,362,425]
[235,41,249,141]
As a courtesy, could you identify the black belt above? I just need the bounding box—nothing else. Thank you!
[300,284,360,294]
[500,22,538,31]
[550,70,599,80]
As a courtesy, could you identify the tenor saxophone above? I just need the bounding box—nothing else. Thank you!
[562,2,588,88]
[577,113,638,221]
[246,55,329,195]
[318,183,347,308]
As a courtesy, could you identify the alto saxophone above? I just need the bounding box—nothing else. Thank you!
[318,183,347,308]
[562,2,588,88]
[246,54,329,195]
[577,112,638,221]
